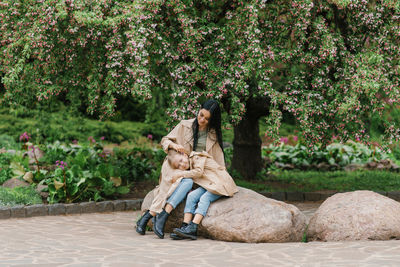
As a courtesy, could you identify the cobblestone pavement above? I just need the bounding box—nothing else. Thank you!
[1,203,400,266]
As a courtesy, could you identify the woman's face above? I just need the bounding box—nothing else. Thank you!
[197,108,211,130]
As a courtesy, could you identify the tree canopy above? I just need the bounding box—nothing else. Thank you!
[1,0,400,178]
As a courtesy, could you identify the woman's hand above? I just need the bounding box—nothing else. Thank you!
[171,143,185,154]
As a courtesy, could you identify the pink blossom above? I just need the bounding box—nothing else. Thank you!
[88,136,96,143]
[280,137,289,144]
[19,132,30,142]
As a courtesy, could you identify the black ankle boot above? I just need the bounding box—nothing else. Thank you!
[153,210,170,239]
[173,221,198,240]
[136,210,153,235]
[170,222,188,240]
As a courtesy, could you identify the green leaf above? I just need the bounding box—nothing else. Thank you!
[116,186,130,194]
[70,184,79,196]
[93,191,102,202]
[10,161,26,178]
[76,177,86,187]
[54,180,65,190]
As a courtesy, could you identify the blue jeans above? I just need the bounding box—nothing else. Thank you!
[184,187,221,217]
[166,178,193,209]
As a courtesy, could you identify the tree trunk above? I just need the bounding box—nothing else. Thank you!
[231,98,270,180]
[232,115,262,180]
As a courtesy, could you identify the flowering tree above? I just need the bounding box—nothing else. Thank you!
[1,0,399,179]
[0,0,152,119]
[134,0,400,179]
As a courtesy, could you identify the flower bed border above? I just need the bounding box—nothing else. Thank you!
[0,199,142,220]
[1,190,399,220]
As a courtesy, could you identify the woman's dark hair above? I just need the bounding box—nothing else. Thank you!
[192,99,224,156]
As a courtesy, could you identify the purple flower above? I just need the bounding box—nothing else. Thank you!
[98,151,110,159]
[55,160,68,170]
[293,136,298,142]
[19,132,31,142]
[147,134,153,140]
[88,136,96,143]
[280,137,289,144]
[100,136,105,141]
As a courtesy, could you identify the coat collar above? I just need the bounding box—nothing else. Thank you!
[181,118,195,128]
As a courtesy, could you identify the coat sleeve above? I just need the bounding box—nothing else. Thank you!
[160,121,183,153]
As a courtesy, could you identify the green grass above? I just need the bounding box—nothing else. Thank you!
[0,186,43,207]
[236,170,400,192]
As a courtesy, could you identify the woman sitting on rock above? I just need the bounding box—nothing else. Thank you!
[136,99,226,239]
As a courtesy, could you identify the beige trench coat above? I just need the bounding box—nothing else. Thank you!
[149,118,226,213]
[173,151,238,197]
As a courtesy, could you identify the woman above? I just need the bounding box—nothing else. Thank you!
[136,99,225,239]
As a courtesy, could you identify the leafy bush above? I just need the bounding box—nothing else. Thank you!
[0,108,162,144]
[112,147,164,184]
[0,186,42,206]
[30,140,164,203]
[0,134,19,150]
[263,142,389,170]
[0,152,22,184]
[0,168,13,185]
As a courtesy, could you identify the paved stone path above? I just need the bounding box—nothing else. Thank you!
[1,203,400,266]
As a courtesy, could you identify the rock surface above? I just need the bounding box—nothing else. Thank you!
[25,147,44,165]
[141,186,307,243]
[2,178,30,189]
[307,190,400,241]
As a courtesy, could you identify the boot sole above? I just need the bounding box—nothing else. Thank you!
[173,229,197,240]
[170,233,184,240]
[135,227,145,235]
[154,228,164,239]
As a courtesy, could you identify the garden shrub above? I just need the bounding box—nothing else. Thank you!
[0,134,19,150]
[263,141,390,170]
[0,108,158,144]
[31,140,164,203]
[0,186,42,206]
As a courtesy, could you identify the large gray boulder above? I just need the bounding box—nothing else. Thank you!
[141,186,307,243]
[307,190,400,241]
